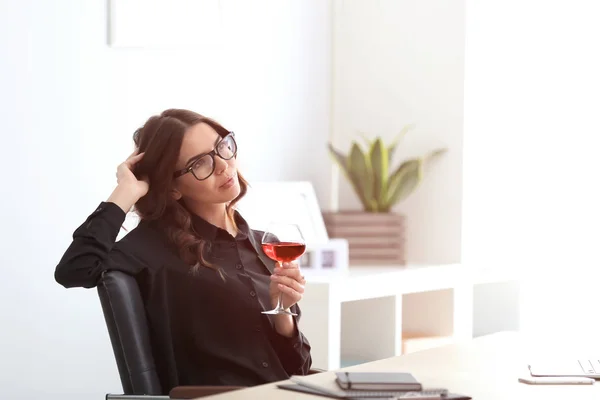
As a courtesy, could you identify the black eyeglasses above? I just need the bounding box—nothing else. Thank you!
[173,132,238,181]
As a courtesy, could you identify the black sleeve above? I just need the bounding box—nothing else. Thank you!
[270,303,313,375]
[54,201,147,289]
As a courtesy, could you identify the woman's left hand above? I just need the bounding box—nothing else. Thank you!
[269,261,306,310]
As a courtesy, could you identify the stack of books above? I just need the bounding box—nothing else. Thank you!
[277,371,471,399]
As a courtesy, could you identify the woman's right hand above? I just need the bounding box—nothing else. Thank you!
[107,150,150,213]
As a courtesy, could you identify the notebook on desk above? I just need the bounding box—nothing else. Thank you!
[278,383,471,399]
[279,375,472,400]
[335,371,422,391]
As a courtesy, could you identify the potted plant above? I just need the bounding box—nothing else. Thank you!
[324,125,446,265]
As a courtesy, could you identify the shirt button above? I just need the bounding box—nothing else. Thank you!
[229,242,236,248]
[250,291,256,297]
[262,362,269,368]
[254,326,261,332]
[236,264,243,270]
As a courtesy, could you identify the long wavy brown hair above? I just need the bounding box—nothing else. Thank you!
[131,109,248,272]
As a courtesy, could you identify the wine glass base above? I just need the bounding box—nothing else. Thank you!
[261,309,298,316]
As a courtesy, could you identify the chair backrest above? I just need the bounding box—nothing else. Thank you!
[97,270,163,395]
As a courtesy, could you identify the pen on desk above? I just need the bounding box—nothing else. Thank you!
[393,393,442,400]
[518,376,595,385]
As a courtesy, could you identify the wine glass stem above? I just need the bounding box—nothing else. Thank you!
[276,261,285,311]
[276,293,285,311]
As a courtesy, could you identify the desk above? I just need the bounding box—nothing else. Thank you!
[196,331,600,399]
[299,264,519,369]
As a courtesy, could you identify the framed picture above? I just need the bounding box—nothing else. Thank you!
[235,181,330,246]
[300,239,349,275]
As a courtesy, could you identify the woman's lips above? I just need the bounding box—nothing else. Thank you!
[220,175,235,189]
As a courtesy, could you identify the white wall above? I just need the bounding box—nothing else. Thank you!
[463,0,600,338]
[0,1,331,399]
[11,0,599,396]
[330,0,465,264]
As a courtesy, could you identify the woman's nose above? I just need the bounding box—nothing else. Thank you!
[214,156,229,175]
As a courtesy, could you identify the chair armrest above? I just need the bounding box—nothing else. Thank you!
[308,368,327,374]
[106,395,169,400]
[169,385,244,399]
[168,372,325,398]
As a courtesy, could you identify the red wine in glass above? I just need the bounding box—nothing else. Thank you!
[261,223,306,316]
[261,242,306,263]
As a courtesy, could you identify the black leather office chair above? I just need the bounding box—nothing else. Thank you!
[97,270,323,399]
[97,270,243,399]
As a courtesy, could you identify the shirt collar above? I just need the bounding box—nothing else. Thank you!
[189,209,250,242]
[188,208,275,274]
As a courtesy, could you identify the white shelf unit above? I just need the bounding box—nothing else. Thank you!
[298,264,520,370]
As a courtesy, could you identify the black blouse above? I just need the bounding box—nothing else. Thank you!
[54,201,312,391]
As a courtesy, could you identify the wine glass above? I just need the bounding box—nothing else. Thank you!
[261,222,306,316]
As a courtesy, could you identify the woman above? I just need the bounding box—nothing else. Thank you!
[54,109,312,391]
